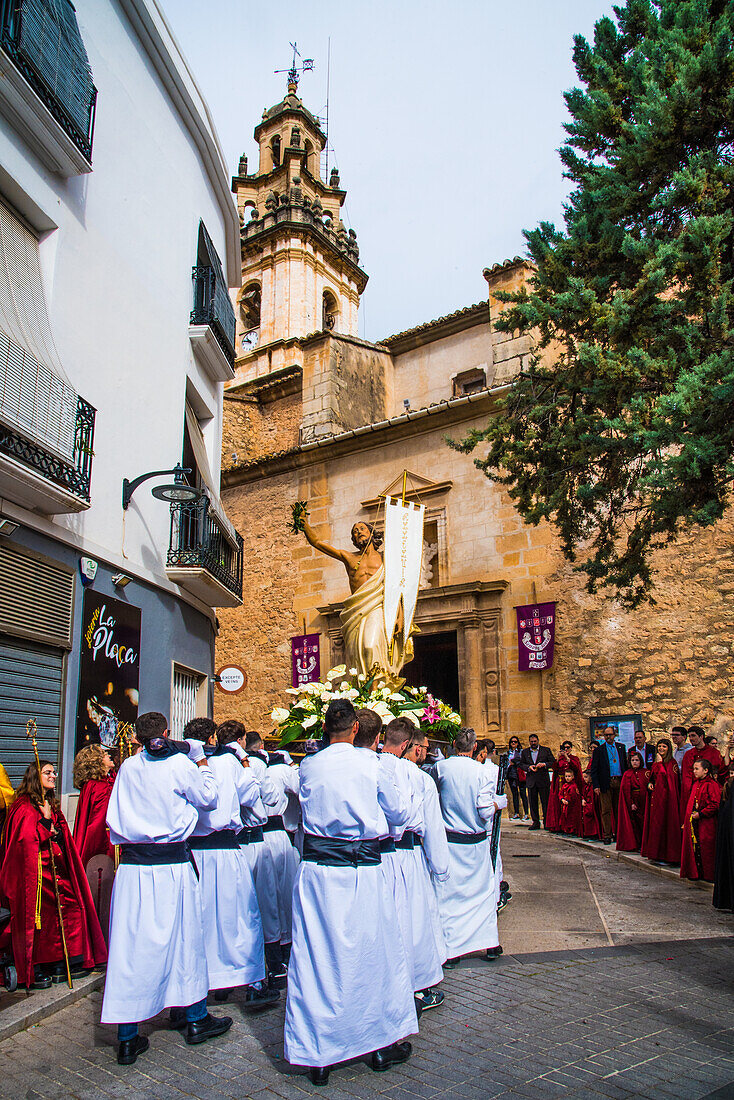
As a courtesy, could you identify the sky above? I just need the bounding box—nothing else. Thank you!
[163,0,616,341]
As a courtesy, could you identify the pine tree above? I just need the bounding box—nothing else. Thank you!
[453,0,734,606]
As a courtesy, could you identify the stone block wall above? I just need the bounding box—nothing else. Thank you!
[222,391,301,469]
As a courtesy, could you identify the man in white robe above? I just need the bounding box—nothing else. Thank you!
[260,750,301,977]
[102,712,232,1065]
[431,727,502,966]
[284,699,417,1086]
[382,718,448,1010]
[183,718,271,1002]
[217,721,282,979]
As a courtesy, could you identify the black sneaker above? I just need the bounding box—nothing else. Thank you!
[267,962,288,989]
[414,988,444,1011]
[185,1013,232,1045]
[486,945,503,960]
[443,956,461,969]
[242,983,280,1012]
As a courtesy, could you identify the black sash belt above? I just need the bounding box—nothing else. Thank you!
[379,837,396,854]
[188,829,240,851]
[118,841,199,879]
[396,830,422,850]
[236,826,264,845]
[303,835,381,867]
[262,815,285,833]
[446,830,488,845]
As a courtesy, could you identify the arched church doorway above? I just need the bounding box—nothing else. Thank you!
[402,630,460,714]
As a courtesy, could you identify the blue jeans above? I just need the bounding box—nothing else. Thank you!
[117,997,207,1042]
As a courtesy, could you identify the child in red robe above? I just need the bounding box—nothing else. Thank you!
[546,741,583,831]
[580,768,600,839]
[616,750,649,852]
[0,760,107,989]
[679,725,725,820]
[680,758,721,882]
[558,768,582,835]
[641,739,681,864]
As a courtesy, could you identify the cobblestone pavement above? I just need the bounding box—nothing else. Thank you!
[2,831,733,1100]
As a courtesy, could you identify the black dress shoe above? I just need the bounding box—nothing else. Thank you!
[185,1013,232,1045]
[117,1035,149,1065]
[486,945,503,960]
[528,824,540,831]
[371,1041,412,1072]
[308,1067,330,1086]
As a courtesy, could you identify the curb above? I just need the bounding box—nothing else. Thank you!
[0,971,104,1043]
[555,833,714,892]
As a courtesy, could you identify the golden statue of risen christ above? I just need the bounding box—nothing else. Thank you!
[301,516,411,677]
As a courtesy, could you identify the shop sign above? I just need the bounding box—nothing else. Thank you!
[75,590,141,751]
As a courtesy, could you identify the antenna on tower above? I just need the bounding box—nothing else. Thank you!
[274,42,314,91]
[325,37,331,179]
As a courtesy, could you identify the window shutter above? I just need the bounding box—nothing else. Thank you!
[0,201,77,459]
[0,542,74,648]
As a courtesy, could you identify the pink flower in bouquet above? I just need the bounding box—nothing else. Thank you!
[422,696,441,724]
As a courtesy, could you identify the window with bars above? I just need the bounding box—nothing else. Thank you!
[170,664,205,738]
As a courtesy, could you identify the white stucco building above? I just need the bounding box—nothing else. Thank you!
[0,0,242,805]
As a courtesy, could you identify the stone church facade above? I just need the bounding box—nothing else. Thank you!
[216,83,734,751]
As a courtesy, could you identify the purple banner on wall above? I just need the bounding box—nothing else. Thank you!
[516,602,556,671]
[291,633,320,688]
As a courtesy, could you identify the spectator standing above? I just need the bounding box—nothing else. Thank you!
[671,727,691,770]
[546,741,582,832]
[615,750,649,852]
[519,735,555,831]
[632,730,656,768]
[590,727,628,843]
[680,726,726,817]
[506,737,529,820]
[641,739,681,864]
[680,758,721,883]
[580,767,600,839]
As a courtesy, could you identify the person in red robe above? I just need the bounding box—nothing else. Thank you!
[72,745,116,866]
[680,759,721,882]
[680,726,726,820]
[641,740,681,864]
[0,760,107,989]
[546,741,583,831]
[580,768,600,839]
[616,750,649,852]
[558,769,582,835]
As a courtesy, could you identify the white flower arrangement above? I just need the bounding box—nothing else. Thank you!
[271,667,463,747]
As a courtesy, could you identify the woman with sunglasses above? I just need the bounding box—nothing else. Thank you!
[0,760,107,989]
[506,737,529,820]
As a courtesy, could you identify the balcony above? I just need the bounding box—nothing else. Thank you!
[166,497,243,608]
[189,265,236,382]
[0,395,95,513]
[0,0,96,176]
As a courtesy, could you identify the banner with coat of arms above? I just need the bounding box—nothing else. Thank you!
[515,602,556,671]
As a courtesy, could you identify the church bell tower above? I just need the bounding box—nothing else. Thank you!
[231,75,368,380]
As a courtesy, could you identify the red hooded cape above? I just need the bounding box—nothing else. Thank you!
[72,776,115,866]
[616,767,649,852]
[546,754,583,830]
[641,760,681,863]
[0,795,107,987]
[558,781,582,835]
[580,779,600,838]
[680,746,725,821]
[680,776,721,882]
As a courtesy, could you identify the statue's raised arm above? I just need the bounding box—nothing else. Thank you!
[301,517,353,569]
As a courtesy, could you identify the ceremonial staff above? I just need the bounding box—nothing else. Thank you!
[26,719,73,989]
[490,751,509,871]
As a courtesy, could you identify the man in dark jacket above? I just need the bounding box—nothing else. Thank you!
[519,735,555,830]
[590,727,628,843]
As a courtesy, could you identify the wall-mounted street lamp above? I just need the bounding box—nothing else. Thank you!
[122,464,203,510]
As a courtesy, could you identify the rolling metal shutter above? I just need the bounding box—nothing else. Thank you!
[0,634,64,784]
[0,542,73,647]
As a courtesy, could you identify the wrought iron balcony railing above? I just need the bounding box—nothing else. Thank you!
[190,265,236,366]
[0,395,95,501]
[0,0,97,163]
[167,496,243,602]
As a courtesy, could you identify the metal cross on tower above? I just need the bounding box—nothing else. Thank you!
[274,42,314,90]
